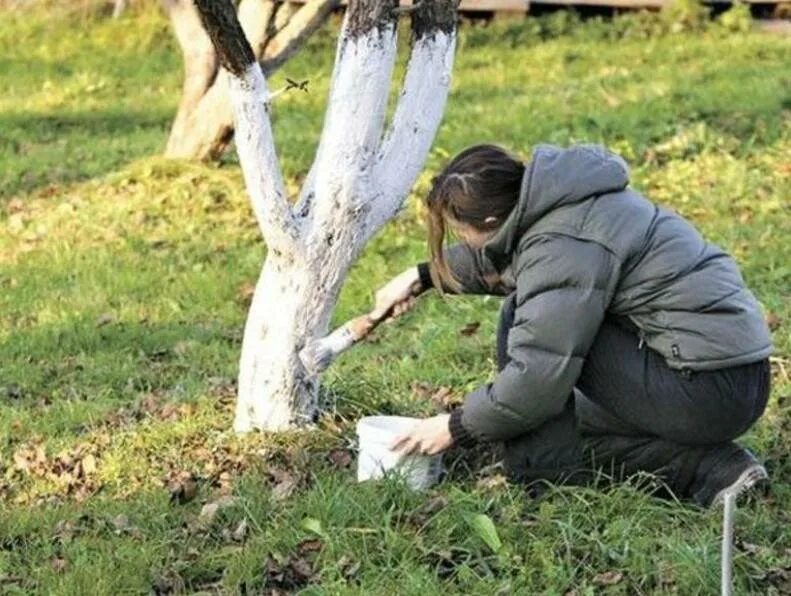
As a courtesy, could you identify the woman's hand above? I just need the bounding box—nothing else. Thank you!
[371,266,423,320]
[390,414,454,456]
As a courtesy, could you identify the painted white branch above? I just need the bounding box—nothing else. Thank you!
[228,65,301,251]
[369,29,456,233]
[306,21,399,233]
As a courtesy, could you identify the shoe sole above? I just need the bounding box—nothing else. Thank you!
[710,464,768,507]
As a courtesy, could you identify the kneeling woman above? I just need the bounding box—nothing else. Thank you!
[378,144,772,507]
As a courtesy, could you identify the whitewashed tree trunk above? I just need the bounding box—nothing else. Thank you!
[237,258,319,429]
[194,0,457,432]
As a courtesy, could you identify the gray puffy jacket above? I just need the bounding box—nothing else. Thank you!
[445,144,772,443]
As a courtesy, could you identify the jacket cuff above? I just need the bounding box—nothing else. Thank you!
[449,407,478,448]
[417,262,434,290]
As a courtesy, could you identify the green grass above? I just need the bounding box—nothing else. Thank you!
[1,4,790,594]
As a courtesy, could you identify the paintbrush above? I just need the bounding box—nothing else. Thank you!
[298,306,397,375]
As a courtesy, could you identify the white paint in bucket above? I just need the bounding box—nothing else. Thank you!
[356,416,443,490]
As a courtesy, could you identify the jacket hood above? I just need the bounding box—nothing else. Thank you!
[483,144,630,265]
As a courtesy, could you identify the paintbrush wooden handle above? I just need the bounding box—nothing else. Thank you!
[347,310,387,343]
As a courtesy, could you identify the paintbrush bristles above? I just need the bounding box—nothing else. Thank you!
[299,314,380,375]
[298,322,356,374]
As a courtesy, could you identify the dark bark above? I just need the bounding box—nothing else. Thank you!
[194,0,256,78]
[346,0,398,37]
[412,0,459,40]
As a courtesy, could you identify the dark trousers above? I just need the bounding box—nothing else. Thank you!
[496,293,771,504]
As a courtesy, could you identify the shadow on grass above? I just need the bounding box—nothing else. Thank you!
[0,316,241,411]
[1,108,171,136]
[0,107,173,199]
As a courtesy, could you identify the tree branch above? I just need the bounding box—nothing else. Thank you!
[269,0,301,42]
[261,0,339,74]
[369,0,458,232]
[237,0,278,58]
[304,0,400,232]
[194,0,300,251]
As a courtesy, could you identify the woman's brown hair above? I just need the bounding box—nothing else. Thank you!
[426,144,525,292]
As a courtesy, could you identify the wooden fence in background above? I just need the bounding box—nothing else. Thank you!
[288,0,775,12]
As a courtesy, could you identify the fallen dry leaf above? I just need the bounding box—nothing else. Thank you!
[198,495,237,525]
[199,502,220,524]
[459,321,481,336]
[263,553,315,592]
[272,477,297,501]
[80,454,97,477]
[290,557,314,581]
[411,382,457,410]
[267,465,301,502]
[593,570,624,586]
[96,313,115,327]
[337,555,361,581]
[475,473,508,490]
[411,381,435,400]
[327,449,352,470]
[407,494,449,527]
[168,473,199,504]
[139,392,162,415]
[53,520,76,542]
[207,377,237,402]
[237,281,255,306]
[430,386,456,409]
[151,569,186,595]
[767,312,782,331]
[232,519,249,542]
[762,565,791,594]
[12,443,47,474]
[297,538,323,555]
[6,198,24,214]
[172,340,194,356]
[112,514,130,531]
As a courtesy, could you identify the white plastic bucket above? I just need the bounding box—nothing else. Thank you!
[356,415,443,490]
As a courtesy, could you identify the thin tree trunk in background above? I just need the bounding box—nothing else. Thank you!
[162,0,218,157]
[112,0,127,18]
[193,0,457,432]
[164,0,337,161]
